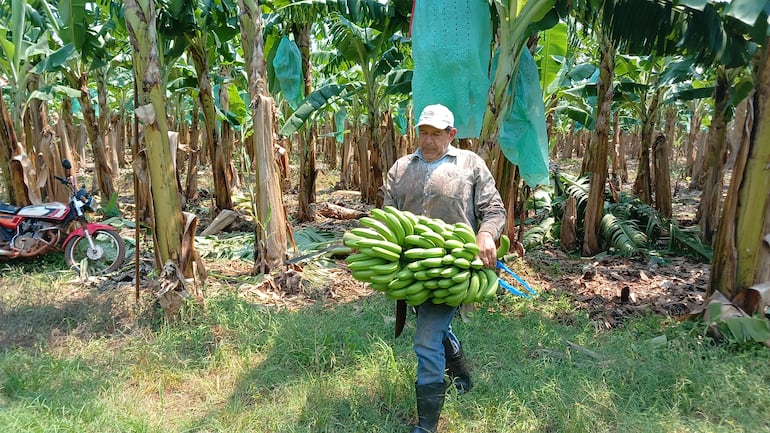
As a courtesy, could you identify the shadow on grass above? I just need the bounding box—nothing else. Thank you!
[0,269,139,350]
[182,292,418,432]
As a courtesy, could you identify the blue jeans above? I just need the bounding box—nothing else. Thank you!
[414,302,459,385]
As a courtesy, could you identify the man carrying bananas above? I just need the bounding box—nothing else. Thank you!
[383,104,506,433]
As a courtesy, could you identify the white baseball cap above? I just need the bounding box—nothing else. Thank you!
[416,104,454,130]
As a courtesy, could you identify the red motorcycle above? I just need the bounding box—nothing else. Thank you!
[0,159,126,275]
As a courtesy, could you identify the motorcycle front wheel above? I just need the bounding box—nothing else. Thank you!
[64,229,126,275]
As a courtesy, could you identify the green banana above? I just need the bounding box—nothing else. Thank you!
[370,260,400,275]
[404,234,434,248]
[404,247,446,260]
[423,219,447,235]
[416,257,444,268]
[475,269,488,302]
[447,277,470,295]
[388,277,415,290]
[497,234,510,258]
[370,271,400,285]
[352,270,376,282]
[438,278,456,289]
[453,257,471,269]
[443,239,465,251]
[420,230,445,248]
[384,205,414,237]
[369,282,389,292]
[370,246,401,262]
[480,268,499,299]
[359,217,397,244]
[463,271,481,303]
[345,252,372,264]
[413,270,432,281]
[381,210,407,245]
[355,238,402,255]
[412,223,432,235]
[452,225,477,244]
[350,227,385,241]
[395,268,415,280]
[433,288,451,298]
[451,270,471,283]
[450,247,475,261]
[406,289,431,306]
[407,261,425,272]
[403,280,427,296]
[439,266,461,279]
[444,290,467,307]
[343,231,362,248]
[463,242,480,256]
[348,256,388,271]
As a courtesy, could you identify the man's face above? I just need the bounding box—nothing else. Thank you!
[417,125,456,162]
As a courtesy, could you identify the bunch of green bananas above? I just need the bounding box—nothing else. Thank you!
[343,206,510,306]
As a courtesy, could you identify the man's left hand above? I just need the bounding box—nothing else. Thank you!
[476,231,497,269]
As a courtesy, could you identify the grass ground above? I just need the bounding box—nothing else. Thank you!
[1,258,769,433]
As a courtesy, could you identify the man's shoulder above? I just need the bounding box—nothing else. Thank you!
[451,147,485,163]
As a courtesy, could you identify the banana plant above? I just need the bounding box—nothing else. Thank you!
[27,0,121,200]
[0,0,50,204]
[279,5,412,206]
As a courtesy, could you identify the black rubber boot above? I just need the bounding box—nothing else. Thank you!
[443,337,472,395]
[410,381,447,433]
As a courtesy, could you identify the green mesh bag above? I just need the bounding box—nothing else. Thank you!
[272,37,303,110]
[411,0,491,138]
[498,49,550,187]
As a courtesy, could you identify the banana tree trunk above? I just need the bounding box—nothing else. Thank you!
[238,0,290,271]
[582,40,614,256]
[710,41,770,311]
[185,100,200,201]
[60,98,79,172]
[293,23,317,222]
[652,133,672,218]
[297,128,317,222]
[189,40,232,211]
[494,153,521,243]
[38,128,69,203]
[55,114,74,175]
[364,119,384,207]
[125,0,186,270]
[0,84,29,206]
[697,68,731,245]
[77,73,115,201]
[355,125,371,202]
[339,119,355,189]
[219,77,239,191]
[632,88,660,205]
[611,111,627,183]
[684,103,703,179]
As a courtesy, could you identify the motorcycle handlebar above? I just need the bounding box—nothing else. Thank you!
[55,175,72,185]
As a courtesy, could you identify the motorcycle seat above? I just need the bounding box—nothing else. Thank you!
[0,203,21,214]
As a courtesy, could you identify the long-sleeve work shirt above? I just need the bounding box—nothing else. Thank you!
[383,145,506,239]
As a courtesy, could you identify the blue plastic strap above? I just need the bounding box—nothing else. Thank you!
[498,278,530,298]
[496,260,538,297]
